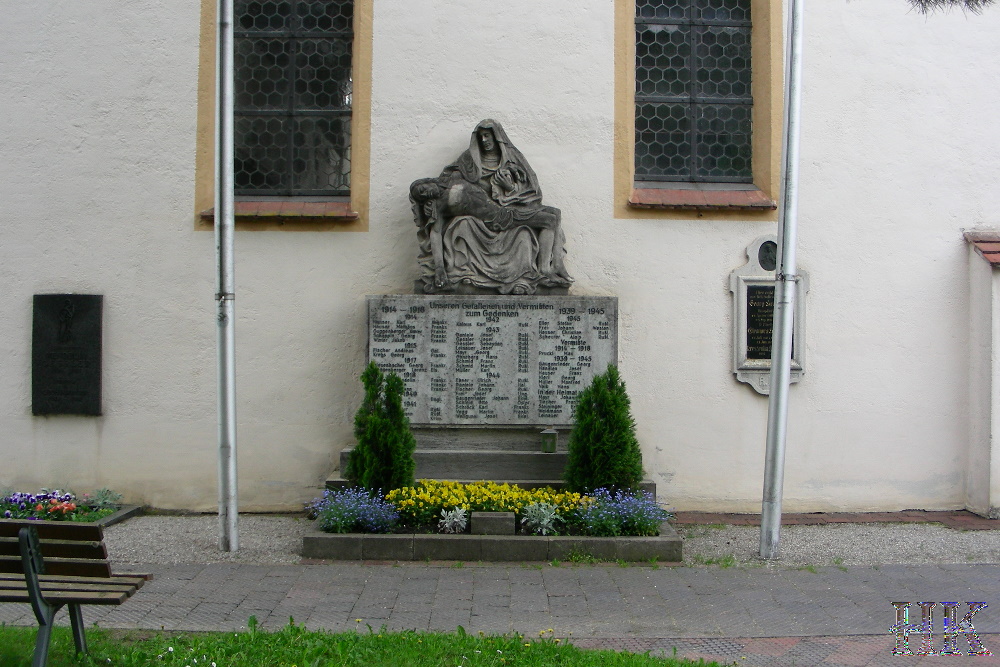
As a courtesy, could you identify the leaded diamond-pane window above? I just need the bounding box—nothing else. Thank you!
[635,0,752,183]
[234,0,353,196]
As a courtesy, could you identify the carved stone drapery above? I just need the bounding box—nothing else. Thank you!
[409,119,572,295]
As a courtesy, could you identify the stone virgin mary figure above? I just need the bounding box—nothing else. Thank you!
[410,119,572,295]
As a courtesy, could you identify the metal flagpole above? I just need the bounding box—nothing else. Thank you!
[760,0,804,560]
[215,0,239,552]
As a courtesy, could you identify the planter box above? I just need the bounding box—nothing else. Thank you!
[302,520,682,562]
[0,505,142,529]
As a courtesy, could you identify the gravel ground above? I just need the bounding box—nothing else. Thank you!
[678,522,1000,567]
[104,515,311,565]
[104,515,1000,567]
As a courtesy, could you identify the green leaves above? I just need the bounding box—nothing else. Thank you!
[347,362,417,493]
[564,365,644,494]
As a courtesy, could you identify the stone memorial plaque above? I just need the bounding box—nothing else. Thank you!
[32,294,103,415]
[730,236,808,395]
[368,295,617,426]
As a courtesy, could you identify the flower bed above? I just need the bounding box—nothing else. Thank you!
[1,488,123,522]
[308,481,672,538]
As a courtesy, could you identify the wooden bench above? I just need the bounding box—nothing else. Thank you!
[0,519,150,667]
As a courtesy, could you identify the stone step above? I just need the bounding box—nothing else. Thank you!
[339,447,568,481]
[411,428,568,452]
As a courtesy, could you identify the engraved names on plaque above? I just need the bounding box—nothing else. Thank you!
[746,285,796,361]
[367,295,617,426]
[730,236,808,395]
[745,285,775,360]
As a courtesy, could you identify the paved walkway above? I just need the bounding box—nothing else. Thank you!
[4,511,1000,666]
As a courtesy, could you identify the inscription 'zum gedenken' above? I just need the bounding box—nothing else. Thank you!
[367,295,618,426]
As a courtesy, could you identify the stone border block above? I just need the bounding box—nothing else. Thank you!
[617,523,682,562]
[478,535,546,561]
[302,520,681,562]
[363,533,413,560]
[472,512,515,535]
[302,532,362,560]
[548,537,618,561]
[413,534,482,561]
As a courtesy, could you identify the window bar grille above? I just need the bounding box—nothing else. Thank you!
[234,0,353,197]
[634,1,753,184]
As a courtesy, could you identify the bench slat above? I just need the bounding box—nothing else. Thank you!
[0,554,113,578]
[111,572,154,582]
[0,536,107,560]
[0,589,131,604]
[0,520,103,541]
[0,578,140,593]
[0,573,146,585]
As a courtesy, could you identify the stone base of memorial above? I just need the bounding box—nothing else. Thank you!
[301,521,682,563]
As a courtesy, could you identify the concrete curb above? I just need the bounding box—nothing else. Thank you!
[302,520,682,562]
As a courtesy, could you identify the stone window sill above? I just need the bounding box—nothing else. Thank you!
[200,200,359,223]
[629,186,776,211]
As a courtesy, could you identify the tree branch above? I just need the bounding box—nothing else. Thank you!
[909,0,995,13]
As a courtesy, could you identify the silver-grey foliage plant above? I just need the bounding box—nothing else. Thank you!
[438,507,468,534]
[87,487,124,510]
[520,501,562,536]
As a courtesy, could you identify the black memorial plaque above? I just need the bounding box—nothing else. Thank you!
[32,294,103,415]
[746,285,793,361]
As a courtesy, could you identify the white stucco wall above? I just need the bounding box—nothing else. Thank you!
[1,0,998,512]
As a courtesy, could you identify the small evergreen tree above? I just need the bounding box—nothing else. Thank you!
[346,362,416,492]
[564,364,643,493]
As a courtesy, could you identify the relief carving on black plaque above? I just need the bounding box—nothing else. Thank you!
[32,294,103,415]
[409,119,572,295]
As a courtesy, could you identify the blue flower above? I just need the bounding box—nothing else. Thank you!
[311,487,399,534]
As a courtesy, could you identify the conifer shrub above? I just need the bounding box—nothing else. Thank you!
[563,364,643,493]
[345,362,416,492]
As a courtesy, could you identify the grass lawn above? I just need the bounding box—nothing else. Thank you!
[0,620,727,666]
